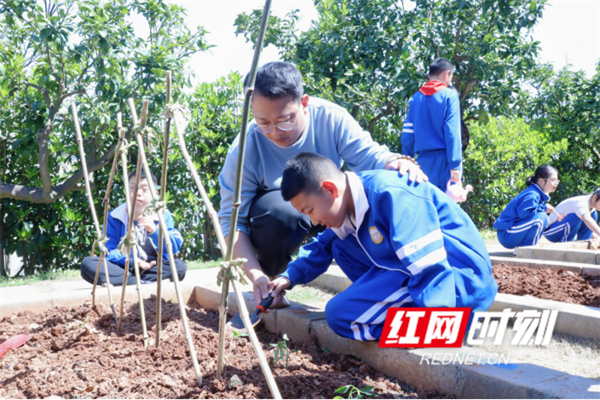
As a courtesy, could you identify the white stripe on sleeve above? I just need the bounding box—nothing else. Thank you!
[396,229,443,260]
[407,247,447,275]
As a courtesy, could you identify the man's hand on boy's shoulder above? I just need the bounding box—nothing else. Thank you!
[138,215,157,234]
[385,157,428,183]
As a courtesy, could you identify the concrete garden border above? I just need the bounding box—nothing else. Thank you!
[516,243,600,265]
[306,265,600,341]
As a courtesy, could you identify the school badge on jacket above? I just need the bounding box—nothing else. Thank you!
[369,226,383,244]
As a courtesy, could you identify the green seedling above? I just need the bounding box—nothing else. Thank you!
[269,334,294,369]
[232,330,249,339]
[80,317,88,328]
[333,385,375,399]
[321,346,331,353]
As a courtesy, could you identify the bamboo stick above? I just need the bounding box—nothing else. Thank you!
[115,105,149,347]
[156,71,173,347]
[90,112,126,316]
[117,138,133,329]
[173,112,281,398]
[129,98,203,385]
[71,104,117,322]
[217,0,273,385]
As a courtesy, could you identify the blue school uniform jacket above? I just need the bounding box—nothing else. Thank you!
[282,171,497,310]
[493,185,550,231]
[401,85,462,170]
[104,203,184,267]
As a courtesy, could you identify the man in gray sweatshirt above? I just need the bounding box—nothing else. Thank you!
[218,62,426,307]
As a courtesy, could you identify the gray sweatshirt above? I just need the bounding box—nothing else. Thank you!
[218,97,393,237]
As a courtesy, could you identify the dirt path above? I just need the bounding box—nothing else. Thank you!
[0,297,451,399]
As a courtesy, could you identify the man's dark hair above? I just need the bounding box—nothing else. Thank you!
[281,152,344,201]
[245,61,304,102]
[128,169,158,187]
[429,58,454,77]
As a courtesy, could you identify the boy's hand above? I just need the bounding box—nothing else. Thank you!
[138,259,156,270]
[268,277,291,309]
[450,169,461,183]
[386,159,429,183]
[556,214,565,222]
[138,216,156,234]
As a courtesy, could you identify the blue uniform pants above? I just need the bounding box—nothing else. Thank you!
[416,149,458,191]
[497,212,548,249]
[544,211,597,242]
[326,234,495,341]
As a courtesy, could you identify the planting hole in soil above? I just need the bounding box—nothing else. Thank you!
[0,296,452,399]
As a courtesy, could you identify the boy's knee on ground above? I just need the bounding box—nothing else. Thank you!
[325,294,350,336]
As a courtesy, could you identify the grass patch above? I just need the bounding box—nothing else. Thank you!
[0,269,81,288]
[479,228,498,243]
[0,258,221,288]
[287,285,336,308]
[187,258,222,270]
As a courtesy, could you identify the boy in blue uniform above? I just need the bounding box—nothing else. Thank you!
[267,152,497,341]
[401,58,462,191]
[80,170,187,286]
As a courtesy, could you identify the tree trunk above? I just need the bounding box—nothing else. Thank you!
[0,130,6,277]
[0,203,6,277]
[589,145,600,164]
[204,215,212,260]
[21,242,28,276]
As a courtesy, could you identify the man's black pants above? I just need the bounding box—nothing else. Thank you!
[248,190,324,277]
[81,256,187,286]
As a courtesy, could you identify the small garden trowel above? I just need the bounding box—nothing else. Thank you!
[229,293,275,331]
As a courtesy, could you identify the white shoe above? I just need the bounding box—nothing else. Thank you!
[101,282,114,288]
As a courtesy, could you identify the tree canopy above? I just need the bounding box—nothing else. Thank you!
[235,0,547,143]
[0,0,210,275]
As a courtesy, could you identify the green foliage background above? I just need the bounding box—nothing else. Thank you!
[1,0,599,278]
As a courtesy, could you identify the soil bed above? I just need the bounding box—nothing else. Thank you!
[0,297,450,399]
[493,263,600,307]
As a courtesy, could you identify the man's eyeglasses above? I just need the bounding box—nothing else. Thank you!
[545,178,560,184]
[255,106,301,134]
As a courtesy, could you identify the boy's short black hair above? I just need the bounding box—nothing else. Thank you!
[245,61,304,102]
[127,169,158,187]
[281,152,344,201]
[429,58,454,77]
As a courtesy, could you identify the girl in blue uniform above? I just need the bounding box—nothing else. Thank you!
[493,165,560,249]
[264,152,497,342]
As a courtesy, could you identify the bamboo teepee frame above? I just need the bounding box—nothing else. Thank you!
[76,0,278,392]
